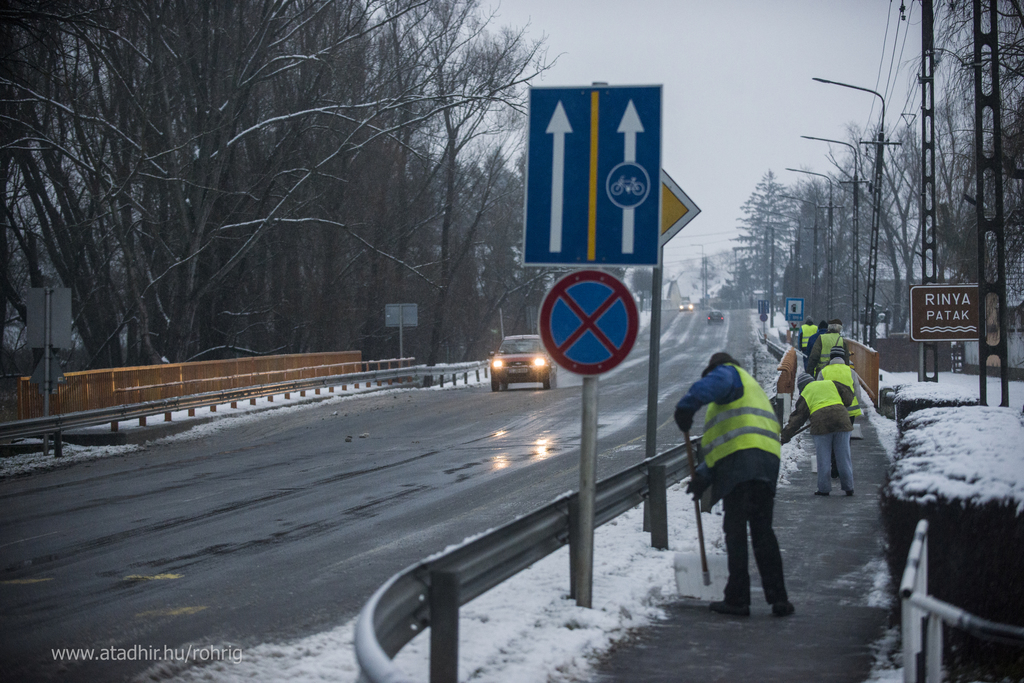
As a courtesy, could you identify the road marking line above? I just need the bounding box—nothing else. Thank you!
[1,578,53,585]
[135,606,207,618]
[123,574,183,581]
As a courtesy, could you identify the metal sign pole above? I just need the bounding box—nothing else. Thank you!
[576,374,599,608]
[43,288,51,457]
[645,255,663,461]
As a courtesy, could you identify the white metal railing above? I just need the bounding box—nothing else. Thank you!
[900,519,1024,682]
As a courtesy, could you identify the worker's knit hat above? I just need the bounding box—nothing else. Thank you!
[797,372,814,391]
[702,352,740,377]
[830,347,848,360]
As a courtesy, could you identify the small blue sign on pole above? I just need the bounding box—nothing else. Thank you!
[757,300,769,315]
[523,85,662,267]
[784,297,805,322]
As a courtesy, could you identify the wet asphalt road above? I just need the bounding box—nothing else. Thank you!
[0,309,750,682]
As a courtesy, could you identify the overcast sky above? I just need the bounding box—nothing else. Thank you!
[492,0,923,281]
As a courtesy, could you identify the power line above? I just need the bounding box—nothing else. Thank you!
[868,0,896,130]
[883,3,904,105]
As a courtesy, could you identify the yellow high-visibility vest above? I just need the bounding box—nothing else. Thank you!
[701,364,781,468]
[800,324,818,350]
[814,332,845,373]
[821,364,862,417]
[801,379,844,415]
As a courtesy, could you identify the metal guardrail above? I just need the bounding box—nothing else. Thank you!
[0,361,489,442]
[900,519,1024,683]
[355,439,695,683]
[763,332,787,360]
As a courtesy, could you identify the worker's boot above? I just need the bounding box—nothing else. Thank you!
[709,601,749,616]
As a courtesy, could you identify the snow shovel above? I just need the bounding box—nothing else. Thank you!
[674,433,727,600]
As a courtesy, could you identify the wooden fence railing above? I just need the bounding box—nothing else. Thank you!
[846,340,880,406]
[17,351,374,419]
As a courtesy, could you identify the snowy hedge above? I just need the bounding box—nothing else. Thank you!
[892,382,978,434]
[881,405,1024,675]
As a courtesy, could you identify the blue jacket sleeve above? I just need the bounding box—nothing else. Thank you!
[674,365,743,432]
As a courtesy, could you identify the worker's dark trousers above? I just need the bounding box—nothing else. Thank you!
[722,480,788,606]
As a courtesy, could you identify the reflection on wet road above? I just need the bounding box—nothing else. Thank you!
[0,309,750,682]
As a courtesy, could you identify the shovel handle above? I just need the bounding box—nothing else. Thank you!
[684,432,710,577]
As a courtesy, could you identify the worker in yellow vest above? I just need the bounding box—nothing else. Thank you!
[807,318,850,376]
[674,352,793,618]
[780,373,855,496]
[815,347,863,425]
[798,318,818,358]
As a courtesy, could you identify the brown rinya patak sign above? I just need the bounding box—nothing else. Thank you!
[909,284,980,342]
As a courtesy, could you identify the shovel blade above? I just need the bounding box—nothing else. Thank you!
[673,552,729,600]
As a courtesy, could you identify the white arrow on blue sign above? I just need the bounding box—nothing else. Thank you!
[523,85,662,266]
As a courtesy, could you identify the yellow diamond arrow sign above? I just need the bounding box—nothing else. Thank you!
[660,170,701,246]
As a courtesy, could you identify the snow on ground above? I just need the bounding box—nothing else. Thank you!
[18,314,1001,682]
[136,315,875,682]
[148,451,820,683]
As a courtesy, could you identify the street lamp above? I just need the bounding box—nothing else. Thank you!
[801,135,864,341]
[781,194,823,318]
[813,76,887,346]
[786,168,837,319]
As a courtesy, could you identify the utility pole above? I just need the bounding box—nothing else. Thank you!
[769,214,776,323]
[973,0,1010,406]
[813,77,891,346]
[919,0,939,382]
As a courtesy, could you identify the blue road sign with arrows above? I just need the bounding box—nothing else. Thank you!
[523,85,662,266]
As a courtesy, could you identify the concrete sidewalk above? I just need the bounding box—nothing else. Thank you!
[590,418,892,683]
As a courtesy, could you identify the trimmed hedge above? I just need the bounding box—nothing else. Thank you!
[881,494,1024,676]
[882,405,1024,678]
[892,384,978,434]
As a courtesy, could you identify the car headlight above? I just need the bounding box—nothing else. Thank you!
[533,357,546,367]
[492,359,503,369]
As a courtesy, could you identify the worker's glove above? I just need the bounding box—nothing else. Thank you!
[780,434,791,446]
[685,470,711,501]
[673,407,693,433]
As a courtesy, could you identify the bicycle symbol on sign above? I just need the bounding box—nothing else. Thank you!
[605,161,650,210]
[610,176,646,197]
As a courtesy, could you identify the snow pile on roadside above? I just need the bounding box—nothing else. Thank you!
[151,478,722,683]
[155,428,811,682]
[890,405,1024,513]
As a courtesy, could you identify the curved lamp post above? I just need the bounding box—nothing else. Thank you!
[781,194,823,318]
[786,168,837,319]
[801,135,863,340]
[813,77,887,346]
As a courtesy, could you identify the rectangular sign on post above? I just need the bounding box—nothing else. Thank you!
[757,300,769,315]
[523,84,662,267]
[27,288,73,349]
[909,284,979,341]
[384,304,417,328]
[785,297,805,322]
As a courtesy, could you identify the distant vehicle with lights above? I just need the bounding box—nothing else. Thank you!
[678,297,695,312]
[489,335,554,391]
[707,309,725,324]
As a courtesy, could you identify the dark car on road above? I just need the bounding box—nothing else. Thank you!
[707,309,725,324]
[489,335,554,391]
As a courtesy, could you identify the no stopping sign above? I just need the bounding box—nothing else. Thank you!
[539,270,639,375]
